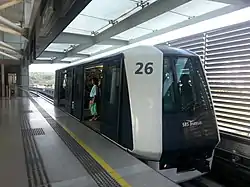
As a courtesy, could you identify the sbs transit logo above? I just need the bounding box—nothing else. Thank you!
[182,120,202,128]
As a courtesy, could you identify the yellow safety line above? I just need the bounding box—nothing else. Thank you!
[62,125,131,187]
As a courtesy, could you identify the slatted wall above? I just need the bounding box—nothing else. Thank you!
[168,21,250,138]
[167,33,205,63]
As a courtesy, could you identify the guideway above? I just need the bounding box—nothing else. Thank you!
[0,96,179,187]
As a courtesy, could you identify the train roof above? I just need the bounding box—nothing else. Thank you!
[155,45,197,57]
[56,45,198,71]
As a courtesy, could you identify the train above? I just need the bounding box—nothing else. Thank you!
[54,45,220,183]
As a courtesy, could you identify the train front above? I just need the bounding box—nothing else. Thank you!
[159,54,220,182]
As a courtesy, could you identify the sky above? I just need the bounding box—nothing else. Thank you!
[29,6,250,72]
[29,63,67,72]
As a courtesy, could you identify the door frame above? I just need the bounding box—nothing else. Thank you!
[81,61,103,121]
[71,65,84,120]
[100,54,123,142]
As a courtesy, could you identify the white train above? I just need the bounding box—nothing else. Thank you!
[54,45,220,183]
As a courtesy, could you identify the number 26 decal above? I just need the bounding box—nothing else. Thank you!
[135,62,154,75]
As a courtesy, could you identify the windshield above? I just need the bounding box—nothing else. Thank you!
[163,56,212,113]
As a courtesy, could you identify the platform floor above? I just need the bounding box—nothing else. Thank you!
[0,97,179,187]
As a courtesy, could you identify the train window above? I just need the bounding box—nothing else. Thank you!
[104,65,120,105]
[163,58,175,112]
[176,58,195,111]
[175,57,212,112]
[163,56,212,114]
[109,66,120,104]
[63,73,67,88]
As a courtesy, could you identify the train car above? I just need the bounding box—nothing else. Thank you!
[54,45,220,183]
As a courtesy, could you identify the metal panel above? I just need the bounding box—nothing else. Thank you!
[168,33,205,63]
[206,21,250,138]
[168,21,250,138]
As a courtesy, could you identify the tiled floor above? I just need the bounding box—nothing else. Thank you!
[0,97,179,187]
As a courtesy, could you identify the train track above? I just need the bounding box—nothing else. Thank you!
[29,90,54,104]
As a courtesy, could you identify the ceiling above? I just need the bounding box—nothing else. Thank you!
[0,0,24,23]
[0,0,26,61]
[35,0,250,64]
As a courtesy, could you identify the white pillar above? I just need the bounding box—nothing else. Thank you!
[24,0,35,27]
[1,64,4,97]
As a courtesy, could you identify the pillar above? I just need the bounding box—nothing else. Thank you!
[1,64,4,97]
[20,59,29,97]
[24,0,32,27]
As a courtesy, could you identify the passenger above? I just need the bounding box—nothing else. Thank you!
[89,77,99,121]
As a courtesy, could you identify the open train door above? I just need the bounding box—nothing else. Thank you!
[100,56,122,142]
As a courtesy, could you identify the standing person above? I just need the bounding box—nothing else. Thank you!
[89,77,98,121]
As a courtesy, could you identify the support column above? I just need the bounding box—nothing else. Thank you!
[1,64,4,97]
[20,59,29,97]
[24,0,33,27]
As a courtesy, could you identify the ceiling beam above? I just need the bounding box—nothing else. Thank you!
[54,33,92,44]
[39,51,66,59]
[0,50,19,60]
[209,0,250,5]
[94,0,190,43]
[67,43,93,56]
[0,41,20,52]
[68,0,190,55]
[92,46,123,56]
[39,51,90,58]
[0,0,22,10]
[54,32,128,46]
[0,46,22,59]
[99,39,128,46]
[0,15,23,34]
[34,59,71,64]
[0,24,21,36]
[0,45,17,54]
[130,4,246,44]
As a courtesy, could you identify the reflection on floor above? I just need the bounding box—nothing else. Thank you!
[84,120,101,132]
[83,109,101,132]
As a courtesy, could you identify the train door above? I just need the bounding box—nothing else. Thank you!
[71,66,83,119]
[100,58,122,142]
[65,68,73,113]
[54,71,60,106]
[82,64,103,131]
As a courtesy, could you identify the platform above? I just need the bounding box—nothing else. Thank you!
[0,96,179,187]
